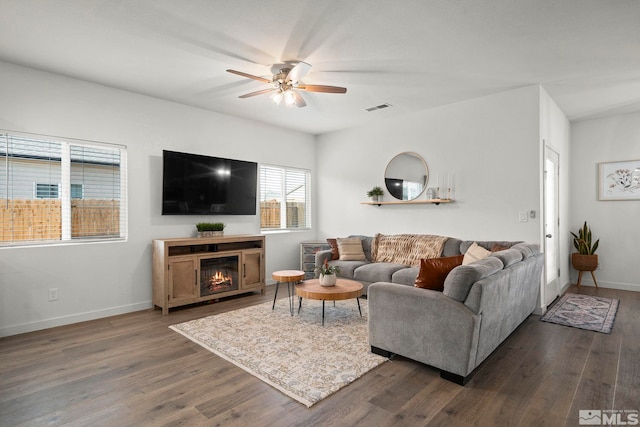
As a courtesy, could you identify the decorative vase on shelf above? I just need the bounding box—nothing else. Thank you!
[319,273,337,287]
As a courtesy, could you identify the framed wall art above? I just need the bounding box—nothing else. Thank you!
[598,159,640,201]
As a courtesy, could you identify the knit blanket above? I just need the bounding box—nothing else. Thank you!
[371,233,449,266]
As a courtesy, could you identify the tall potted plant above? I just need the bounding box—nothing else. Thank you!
[570,221,599,287]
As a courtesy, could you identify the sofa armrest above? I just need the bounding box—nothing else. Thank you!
[368,282,481,377]
[314,249,333,270]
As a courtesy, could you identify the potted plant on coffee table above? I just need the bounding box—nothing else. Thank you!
[315,259,340,287]
[570,221,599,287]
[196,222,225,237]
[367,186,384,202]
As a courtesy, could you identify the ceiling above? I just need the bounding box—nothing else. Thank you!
[1,0,639,135]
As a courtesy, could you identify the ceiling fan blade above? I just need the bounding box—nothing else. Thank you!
[286,62,312,83]
[226,69,272,84]
[238,88,275,98]
[293,91,307,107]
[297,84,347,94]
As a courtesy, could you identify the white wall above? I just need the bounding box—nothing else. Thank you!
[316,86,543,244]
[0,61,316,336]
[570,112,640,291]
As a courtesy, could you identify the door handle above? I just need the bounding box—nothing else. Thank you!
[546,234,552,238]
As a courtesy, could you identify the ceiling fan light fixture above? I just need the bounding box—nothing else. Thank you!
[284,90,297,106]
[227,62,345,108]
[271,91,283,105]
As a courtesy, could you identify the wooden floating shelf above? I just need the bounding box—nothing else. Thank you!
[361,199,454,206]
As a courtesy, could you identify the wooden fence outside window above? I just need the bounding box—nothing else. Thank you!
[260,201,307,229]
[0,199,120,242]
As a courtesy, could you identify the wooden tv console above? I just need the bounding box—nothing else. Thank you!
[152,234,265,314]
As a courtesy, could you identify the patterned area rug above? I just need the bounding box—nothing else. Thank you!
[169,299,386,407]
[540,293,619,334]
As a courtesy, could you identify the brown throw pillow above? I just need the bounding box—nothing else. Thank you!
[415,254,464,291]
[326,238,340,260]
[491,243,511,252]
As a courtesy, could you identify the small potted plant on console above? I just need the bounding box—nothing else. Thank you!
[196,222,225,237]
[315,259,340,287]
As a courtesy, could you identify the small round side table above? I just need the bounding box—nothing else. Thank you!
[271,270,305,316]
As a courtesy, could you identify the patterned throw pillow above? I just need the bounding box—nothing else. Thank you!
[462,242,492,265]
[336,237,367,261]
[414,254,464,291]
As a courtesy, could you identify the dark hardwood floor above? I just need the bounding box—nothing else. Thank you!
[1,285,638,426]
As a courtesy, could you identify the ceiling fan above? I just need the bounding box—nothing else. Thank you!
[226,62,347,107]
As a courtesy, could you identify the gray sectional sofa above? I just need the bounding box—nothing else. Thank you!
[315,235,544,385]
[315,235,518,294]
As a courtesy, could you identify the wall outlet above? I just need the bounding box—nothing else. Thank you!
[518,212,528,222]
[48,288,58,301]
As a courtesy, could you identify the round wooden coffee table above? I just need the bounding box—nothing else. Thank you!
[296,278,364,325]
[272,270,305,316]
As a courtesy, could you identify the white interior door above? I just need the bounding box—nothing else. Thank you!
[544,147,560,306]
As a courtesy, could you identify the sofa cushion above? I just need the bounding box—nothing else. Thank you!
[460,240,519,253]
[337,237,367,261]
[511,242,540,259]
[443,257,504,302]
[442,237,462,257]
[371,233,449,266]
[326,238,340,260]
[415,254,464,291]
[391,266,420,286]
[353,262,407,283]
[462,242,491,265]
[328,260,368,279]
[490,248,523,267]
[348,235,374,261]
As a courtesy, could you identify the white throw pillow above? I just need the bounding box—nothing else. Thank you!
[462,242,491,265]
[337,237,367,261]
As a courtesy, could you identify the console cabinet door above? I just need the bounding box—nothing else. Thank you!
[241,250,264,290]
[168,257,199,302]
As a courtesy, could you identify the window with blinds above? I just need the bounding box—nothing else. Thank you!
[0,131,127,246]
[260,165,311,231]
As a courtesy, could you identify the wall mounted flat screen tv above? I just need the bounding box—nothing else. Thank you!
[162,150,257,215]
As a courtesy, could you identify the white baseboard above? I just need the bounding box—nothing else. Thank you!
[566,280,640,292]
[0,301,153,338]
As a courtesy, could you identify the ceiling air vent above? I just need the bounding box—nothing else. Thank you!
[365,103,392,112]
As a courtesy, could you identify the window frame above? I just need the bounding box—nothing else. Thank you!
[0,130,128,247]
[259,164,311,232]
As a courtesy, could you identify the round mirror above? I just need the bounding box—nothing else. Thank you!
[384,152,428,201]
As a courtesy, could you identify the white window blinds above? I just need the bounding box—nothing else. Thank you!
[260,165,311,230]
[0,131,127,246]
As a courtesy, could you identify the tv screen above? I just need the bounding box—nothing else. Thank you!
[162,150,257,215]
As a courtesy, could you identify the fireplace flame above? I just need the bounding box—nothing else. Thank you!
[209,270,233,288]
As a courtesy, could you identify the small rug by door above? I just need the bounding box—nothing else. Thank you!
[169,299,386,407]
[540,293,619,334]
